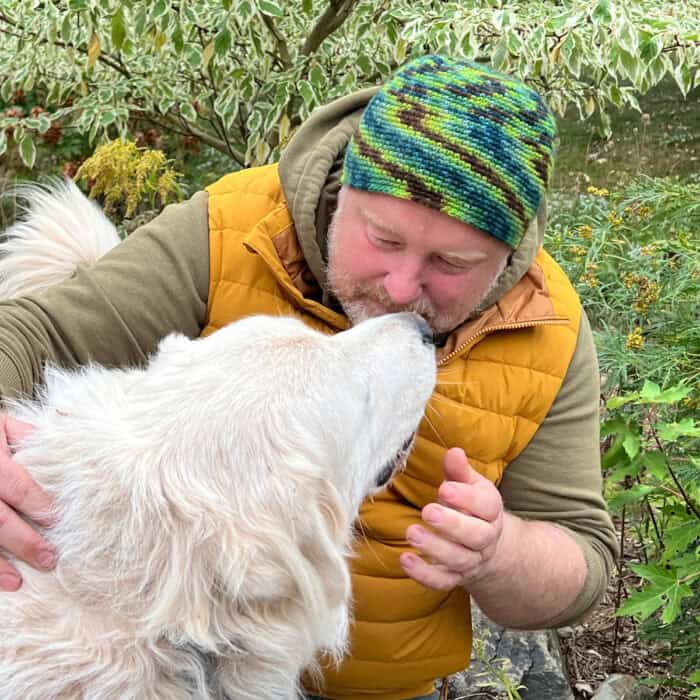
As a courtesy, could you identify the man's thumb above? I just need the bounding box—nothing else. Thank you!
[443,447,480,485]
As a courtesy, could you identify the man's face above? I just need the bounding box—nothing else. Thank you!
[327,187,511,334]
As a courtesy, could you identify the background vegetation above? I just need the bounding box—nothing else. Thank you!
[1,1,699,697]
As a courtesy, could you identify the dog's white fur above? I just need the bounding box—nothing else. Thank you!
[0,179,120,298]
[0,182,436,699]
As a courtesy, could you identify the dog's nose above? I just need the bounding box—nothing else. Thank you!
[413,315,435,346]
[375,463,394,488]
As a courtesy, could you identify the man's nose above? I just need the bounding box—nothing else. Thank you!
[382,260,423,305]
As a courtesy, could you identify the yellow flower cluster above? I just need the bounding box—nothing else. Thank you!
[579,272,599,288]
[569,244,588,262]
[622,272,640,289]
[607,210,624,228]
[587,186,609,196]
[623,204,651,220]
[626,326,644,350]
[578,224,593,239]
[75,139,181,218]
[621,273,661,313]
[634,278,660,314]
[578,261,599,288]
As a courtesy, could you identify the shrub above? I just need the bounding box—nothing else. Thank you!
[547,177,700,696]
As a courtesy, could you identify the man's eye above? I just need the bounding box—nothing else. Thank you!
[436,256,468,271]
[369,233,399,248]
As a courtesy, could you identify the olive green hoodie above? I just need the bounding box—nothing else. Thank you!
[0,90,617,633]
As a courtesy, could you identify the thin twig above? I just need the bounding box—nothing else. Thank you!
[260,13,291,69]
[649,419,700,520]
[611,504,626,674]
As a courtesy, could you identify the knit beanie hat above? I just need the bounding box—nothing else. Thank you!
[341,55,557,248]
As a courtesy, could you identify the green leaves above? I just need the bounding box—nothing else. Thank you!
[591,0,613,24]
[607,483,656,513]
[18,133,36,168]
[259,1,284,18]
[657,419,700,442]
[214,28,232,56]
[179,102,198,122]
[607,381,692,409]
[111,10,127,51]
[617,564,695,625]
[548,169,700,697]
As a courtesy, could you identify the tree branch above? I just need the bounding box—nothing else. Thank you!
[131,108,235,157]
[301,0,358,56]
[260,13,291,69]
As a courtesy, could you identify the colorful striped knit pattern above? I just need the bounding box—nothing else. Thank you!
[341,55,557,248]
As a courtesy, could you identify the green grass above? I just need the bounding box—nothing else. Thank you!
[554,79,700,193]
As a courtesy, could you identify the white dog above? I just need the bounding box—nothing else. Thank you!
[0,181,436,699]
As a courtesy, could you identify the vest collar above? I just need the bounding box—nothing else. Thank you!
[241,205,350,331]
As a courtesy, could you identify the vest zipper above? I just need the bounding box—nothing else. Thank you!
[437,317,568,367]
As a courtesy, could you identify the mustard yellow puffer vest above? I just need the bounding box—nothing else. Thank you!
[203,166,581,700]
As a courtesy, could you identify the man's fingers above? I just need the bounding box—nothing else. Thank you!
[407,523,485,574]
[0,556,22,592]
[399,552,463,591]
[0,500,56,573]
[3,416,35,449]
[0,451,54,526]
[419,507,497,551]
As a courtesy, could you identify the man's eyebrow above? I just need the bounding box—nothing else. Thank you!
[438,249,488,264]
[361,208,402,236]
[361,208,489,263]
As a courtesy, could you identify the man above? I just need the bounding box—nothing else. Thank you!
[0,55,617,700]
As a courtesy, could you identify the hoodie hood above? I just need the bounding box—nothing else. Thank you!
[278,87,549,321]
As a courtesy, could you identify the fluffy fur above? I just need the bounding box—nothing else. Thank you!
[0,182,436,699]
[0,179,120,298]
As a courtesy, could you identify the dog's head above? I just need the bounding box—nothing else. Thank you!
[144,312,436,523]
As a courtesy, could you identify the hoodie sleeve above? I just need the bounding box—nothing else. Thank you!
[0,191,210,400]
[498,311,619,627]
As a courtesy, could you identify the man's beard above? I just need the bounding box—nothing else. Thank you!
[326,266,466,333]
[326,262,507,334]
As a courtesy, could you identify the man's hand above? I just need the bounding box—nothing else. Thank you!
[400,447,507,591]
[0,414,56,591]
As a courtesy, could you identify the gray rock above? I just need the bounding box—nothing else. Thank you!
[591,674,656,700]
[445,606,574,700]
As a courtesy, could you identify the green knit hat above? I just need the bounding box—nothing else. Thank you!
[341,55,557,248]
